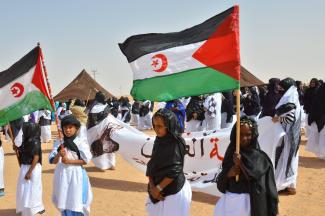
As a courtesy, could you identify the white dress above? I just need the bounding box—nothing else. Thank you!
[16,163,44,216]
[203,93,222,131]
[214,192,251,216]
[306,122,325,159]
[50,138,93,215]
[39,110,52,143]
[146,180,192,216]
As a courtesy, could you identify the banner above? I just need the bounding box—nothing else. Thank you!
[89,115,285,196]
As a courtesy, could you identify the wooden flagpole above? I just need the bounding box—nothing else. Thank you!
[37,42,63,142]
[235,89,241,181]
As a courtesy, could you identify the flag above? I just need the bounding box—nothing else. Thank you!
[119,5,240,101]
[0,46,53,126]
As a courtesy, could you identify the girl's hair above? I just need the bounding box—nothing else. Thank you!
[61,115,81,130]
[152,108,181,136]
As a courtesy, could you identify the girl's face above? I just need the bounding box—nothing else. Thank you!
[153,116,168,138]
[240,124,252,148]
[63,124,78,137]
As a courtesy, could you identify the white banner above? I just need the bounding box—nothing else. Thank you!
[88,115,285,196]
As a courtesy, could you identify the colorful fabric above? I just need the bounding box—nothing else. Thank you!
[119,6,240,101]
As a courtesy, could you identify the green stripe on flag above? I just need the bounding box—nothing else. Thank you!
[131,67,239,101]
[0,90,53,126]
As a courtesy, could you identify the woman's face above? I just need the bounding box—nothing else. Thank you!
[63,124,78,137]
[240,124,252,148]
[153,116,168,138]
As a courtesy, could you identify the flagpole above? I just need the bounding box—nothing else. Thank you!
[37,42,63,142]
[7,124,21,167]
[235,88,241,181]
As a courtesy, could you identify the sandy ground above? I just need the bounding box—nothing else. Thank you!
[0,127,324,216]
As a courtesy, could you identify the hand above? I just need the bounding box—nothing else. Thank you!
[149,185,165,201]
[233,153,241,167]
[61,156,70,164]
[24,170,32,180]
[227,165,241,178]
[193,113,198,120]
[272,116,280,123]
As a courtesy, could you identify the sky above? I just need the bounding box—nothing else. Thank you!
[1,0,324,96]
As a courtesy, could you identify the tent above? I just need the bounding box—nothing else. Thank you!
[54,69,114,102]
[240,66,264,87]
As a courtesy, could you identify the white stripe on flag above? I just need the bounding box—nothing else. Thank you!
[130,41,206,80]
[0,66,38,109]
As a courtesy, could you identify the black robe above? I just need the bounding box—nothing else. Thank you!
[146,133,186,204]
[217,124,278,216]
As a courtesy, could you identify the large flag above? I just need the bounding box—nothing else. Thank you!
[0,46,53,126]
[119,5,240,101]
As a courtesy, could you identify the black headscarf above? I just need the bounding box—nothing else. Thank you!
[309,83,325,131]
[74,99,85,107]
[146,108,186,203]
[303,78,319,114]
[61,115,81,159]
[217,116,278,216]
[185,96,205,121]
[243,87,261,116]
[20,122,42,165]
[295,80,304,105]
[260,78,282,117]
[221,91,235,123]
[279,78,295,94]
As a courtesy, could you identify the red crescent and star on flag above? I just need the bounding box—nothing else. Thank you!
[151,53,168,73]
[10,82,25,98]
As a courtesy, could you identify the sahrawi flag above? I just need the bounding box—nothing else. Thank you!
[119,5,240,101]
[0,46,53,126]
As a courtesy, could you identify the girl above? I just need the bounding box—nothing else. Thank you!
[16,122,45,215]
[49,115,93,216]
[146,108,192,216]
[214,116,278,216]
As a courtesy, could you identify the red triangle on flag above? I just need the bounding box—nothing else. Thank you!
[31,50,51,101]
[192,6,240,81]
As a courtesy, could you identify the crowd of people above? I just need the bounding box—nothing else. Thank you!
[0,76,324,216]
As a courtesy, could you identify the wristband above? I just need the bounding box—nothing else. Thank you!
[156,184,163,192]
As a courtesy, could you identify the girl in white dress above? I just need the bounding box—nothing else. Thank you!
[49,115,93,216]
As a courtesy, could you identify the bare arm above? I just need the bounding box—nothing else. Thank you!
[25,155,39,180]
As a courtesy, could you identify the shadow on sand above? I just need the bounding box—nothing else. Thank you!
[299,156,325,169]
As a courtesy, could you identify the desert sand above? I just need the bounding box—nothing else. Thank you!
[0,126,324,216]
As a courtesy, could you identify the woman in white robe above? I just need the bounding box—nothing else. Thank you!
[49,115,93,216]
[272,78,301,194]
[203,93,222,131]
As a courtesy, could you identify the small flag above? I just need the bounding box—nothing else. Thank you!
[0,46,53,126]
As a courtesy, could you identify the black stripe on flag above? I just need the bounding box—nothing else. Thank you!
[0,46,39,88]
[119,6,234,63]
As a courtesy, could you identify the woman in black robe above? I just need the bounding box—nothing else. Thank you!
[146,108,192,216]
[214,116,278,216]
[260,78,282,118]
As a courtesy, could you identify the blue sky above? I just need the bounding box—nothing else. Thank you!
[1,0,324,96]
